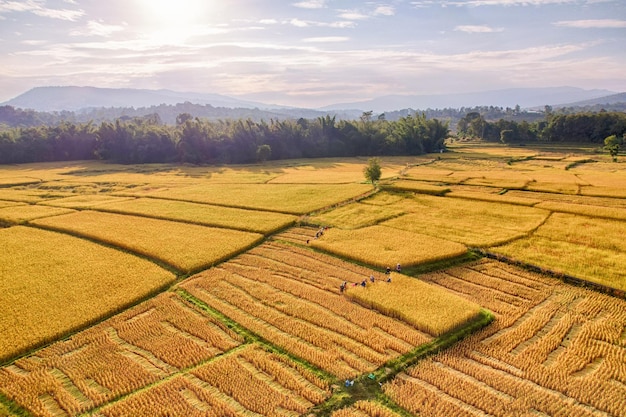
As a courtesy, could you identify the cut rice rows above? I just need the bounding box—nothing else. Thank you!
[181,242,433,379]
[385,259,626,416]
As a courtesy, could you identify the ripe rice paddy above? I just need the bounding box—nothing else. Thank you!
[122,183,372,214]
[77,197,297,234]
[0,226,175,362]
[1,144,625,417]
[0,204,75,224]
[309,225,468,268]
[31,211,263,273]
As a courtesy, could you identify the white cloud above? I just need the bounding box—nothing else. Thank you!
[70,20,125,37]
[422,0,579,6]
[554,19,626,28]
[303,36,350,42]
[0,0,84,21]
[259,19,278,24]
[373,5,396,16]
[286,18,355,28]
[454,25,504,32]
[292,0,327,8]
[338,10,370,20]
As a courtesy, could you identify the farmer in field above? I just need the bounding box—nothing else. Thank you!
[370,274,375,283]
[386,266,391,275]
[396,263,401,272]
[339,281,346,293]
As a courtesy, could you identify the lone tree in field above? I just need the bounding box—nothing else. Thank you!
[256,144,271,162]
[604,134,623,162]
[364,157,382,185]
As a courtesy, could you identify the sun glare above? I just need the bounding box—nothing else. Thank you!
[137,0,211,43]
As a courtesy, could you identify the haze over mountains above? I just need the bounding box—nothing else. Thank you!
[1,86,623,115]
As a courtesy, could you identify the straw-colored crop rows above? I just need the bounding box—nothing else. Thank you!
[0,293,243,417]
[32,210,263,273]
[98,344,330,417]
[345,274,481,336]
[76,197,297,234]
[0,226,175,362]
[310,225,468,268]
[181,241,432,378]
[124,183,372,214]
[330,400,405,417]
[384,259,626,416]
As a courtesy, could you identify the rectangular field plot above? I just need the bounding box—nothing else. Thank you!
[309,225,468,268]
[121,183,372,214]
[385,259,626,417]
[345,274,481,337]
[181,241,433,379]
[32,211,263,273]
[97,344,330,417]
[382,180,450,195]
[0,293,243,417]
[40,194,137,208]
[84,197,297,234]
[0,204,75,224]
[0,226,175,362]
[492,213,626,291]
[309,202,405,229]
[381,194,550,247]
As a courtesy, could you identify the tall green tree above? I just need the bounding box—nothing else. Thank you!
[363,157,382,185]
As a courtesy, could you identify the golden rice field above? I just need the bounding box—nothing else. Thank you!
[1,145,625,417]
[122,183,372,214]
[345,274,481,336]
[38,194,136,208]
[0,204,75,224]
[0,292,244,416]
[385,258,626,417]
[492,213,626,291]
[330,401,405,417]
[309,225,468,268]
[31,210,263,273]
[0,226,175,362]
[180,241,435,379]
[63,197,297,234]
[308,201,405,229]
[381,179,450,195]
[380,194,550,248]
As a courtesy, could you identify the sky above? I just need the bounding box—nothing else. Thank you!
[0,0,625,108]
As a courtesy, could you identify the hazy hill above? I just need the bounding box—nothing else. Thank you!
[321,87,617,113]
[1,86,274,112]
[554,92,626,108]
[3,86,621,115]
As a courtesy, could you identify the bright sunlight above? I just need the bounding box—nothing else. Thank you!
[136,0,213,43]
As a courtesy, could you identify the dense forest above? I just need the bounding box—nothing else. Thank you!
[0,106,624,165]
[0,113,448,164]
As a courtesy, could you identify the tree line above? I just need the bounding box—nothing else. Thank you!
[457,111,626,144]
[0,113,448,164]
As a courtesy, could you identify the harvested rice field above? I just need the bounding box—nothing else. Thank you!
[1,144,625,417]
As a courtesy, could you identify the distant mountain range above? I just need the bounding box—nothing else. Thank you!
[321,87,620,113]
[1,85,623,114]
